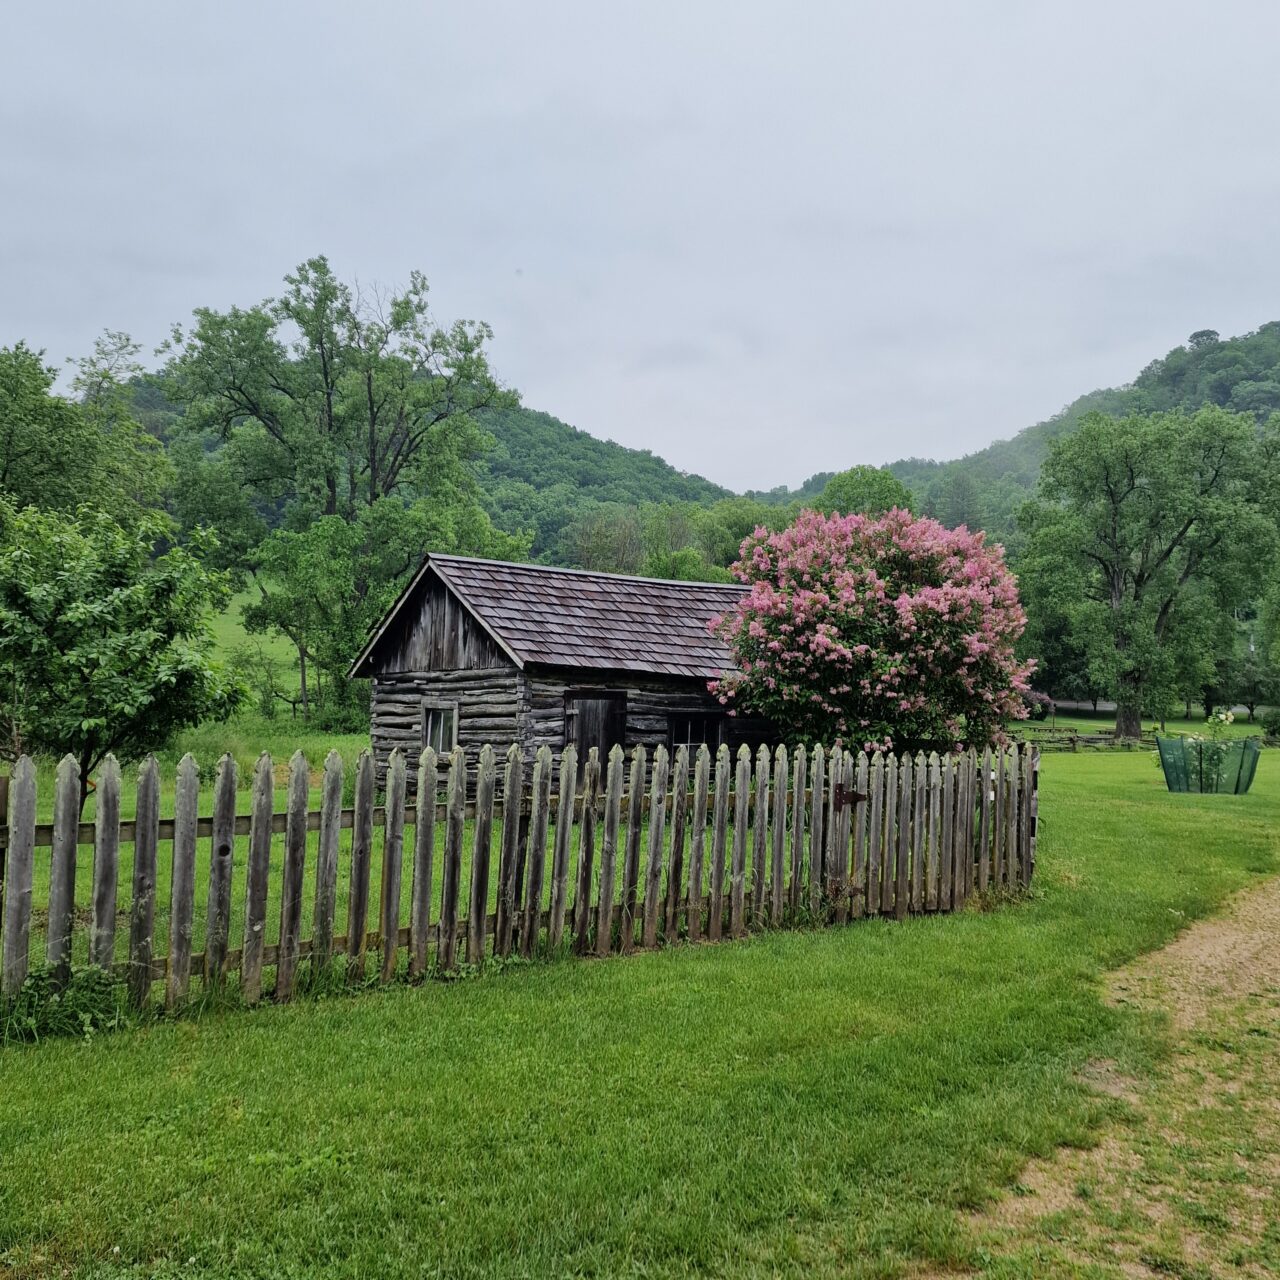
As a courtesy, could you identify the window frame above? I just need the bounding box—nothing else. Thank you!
[667,710,724,754]
[420,699,460,755]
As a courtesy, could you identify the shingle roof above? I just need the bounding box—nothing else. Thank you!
[352,554,747,680]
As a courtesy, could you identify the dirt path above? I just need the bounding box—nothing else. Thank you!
[919,876,1280,1279]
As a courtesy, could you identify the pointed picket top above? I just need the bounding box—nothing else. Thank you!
[56,753,79,785]
[736,743,752,767]
[254,750,273,786]
[177,751,199,785]
[10,753,34,787]
[324,748,343,779]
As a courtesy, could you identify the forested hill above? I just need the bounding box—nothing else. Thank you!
[738,323,1280,541]
[888,323,1280,538]
[477,405,730,560]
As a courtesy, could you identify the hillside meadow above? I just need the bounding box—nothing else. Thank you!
[0,750,1275,1278]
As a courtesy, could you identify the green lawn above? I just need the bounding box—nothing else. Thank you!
[0,752,1276,1278]
[1030,707,1269,739]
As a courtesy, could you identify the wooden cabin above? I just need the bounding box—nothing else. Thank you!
[348,554,775,779]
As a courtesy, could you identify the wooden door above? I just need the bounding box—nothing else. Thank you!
[565,692,626,766]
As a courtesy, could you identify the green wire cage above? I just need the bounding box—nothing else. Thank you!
[1155,735,1262,795]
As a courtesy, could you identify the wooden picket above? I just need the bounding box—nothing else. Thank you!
[0,741,1040,1019]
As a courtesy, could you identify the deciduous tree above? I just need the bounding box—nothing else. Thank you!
[711,508,1033,751]
[1019,407,1278,738]
[0,503,242,797]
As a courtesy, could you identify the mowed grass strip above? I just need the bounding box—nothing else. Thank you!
[0,753,1276,1279]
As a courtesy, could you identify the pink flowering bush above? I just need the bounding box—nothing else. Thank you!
[710,508,1034,752]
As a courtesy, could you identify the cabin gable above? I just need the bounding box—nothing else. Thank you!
[366,571,513,675]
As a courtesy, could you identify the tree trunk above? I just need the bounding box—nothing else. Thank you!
[1115,701,1142,740]
[299,647,310,721]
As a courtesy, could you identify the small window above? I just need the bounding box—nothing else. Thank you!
[421,701,458,754]
[669,712,723,752]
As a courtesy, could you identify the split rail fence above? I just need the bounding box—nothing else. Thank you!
[0,741,1039,1010]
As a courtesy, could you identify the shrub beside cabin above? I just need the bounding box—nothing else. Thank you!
[348,554,776,781]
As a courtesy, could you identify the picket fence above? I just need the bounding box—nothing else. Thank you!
[0,741,1039,1009]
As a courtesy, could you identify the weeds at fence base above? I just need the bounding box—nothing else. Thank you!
[1,968,130,1045]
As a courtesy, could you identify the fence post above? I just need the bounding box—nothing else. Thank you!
[347,751,376,981]
[926,752,941,910]
[708,744,731,942]
[90,756,121,971]
[1006,748,1021,890]
[520,745,552,960]
[467,745,497,967]
[127,756,160,1009]
[687,745,710,942]
[664,745,690,937]
[595,745,624,957]
[642,745,669,948]
[788,744,806,916]
[769,745,788,928]
[808,745,826,918]
[730,745,751,938]
[311,751,342,974]
[409,747,438,977]
[205,754,238,987]
[619,746,646,955]
[166,754,199,1009]
[572,748,599,954]
[1,757,35,1000]
[940,755,955,911]
[241,753,273,1003]
[548,745,577,950]
[495,744,525,958]
[751,745,770,928]
[47,755,80,988]
[1026,748,1040,886]
[865,752,883,917]
[379,749,407,983]
[910,751,926,912]
[438,747,466,971]
[894,752,912,921]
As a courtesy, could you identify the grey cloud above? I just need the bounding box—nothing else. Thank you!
[4,0,1280,489]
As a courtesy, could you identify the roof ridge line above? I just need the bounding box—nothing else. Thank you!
[428,553,747,592]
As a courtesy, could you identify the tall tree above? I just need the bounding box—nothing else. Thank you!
[0,338,165,516]
[817,465,913,517]
[1020,408,1278,738]
[162,256,514,524]
[0,502,242,796]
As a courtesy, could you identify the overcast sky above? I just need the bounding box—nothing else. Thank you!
[5,2,1280,490]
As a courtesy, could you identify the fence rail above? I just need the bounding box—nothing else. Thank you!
[0,740,1039,1010]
